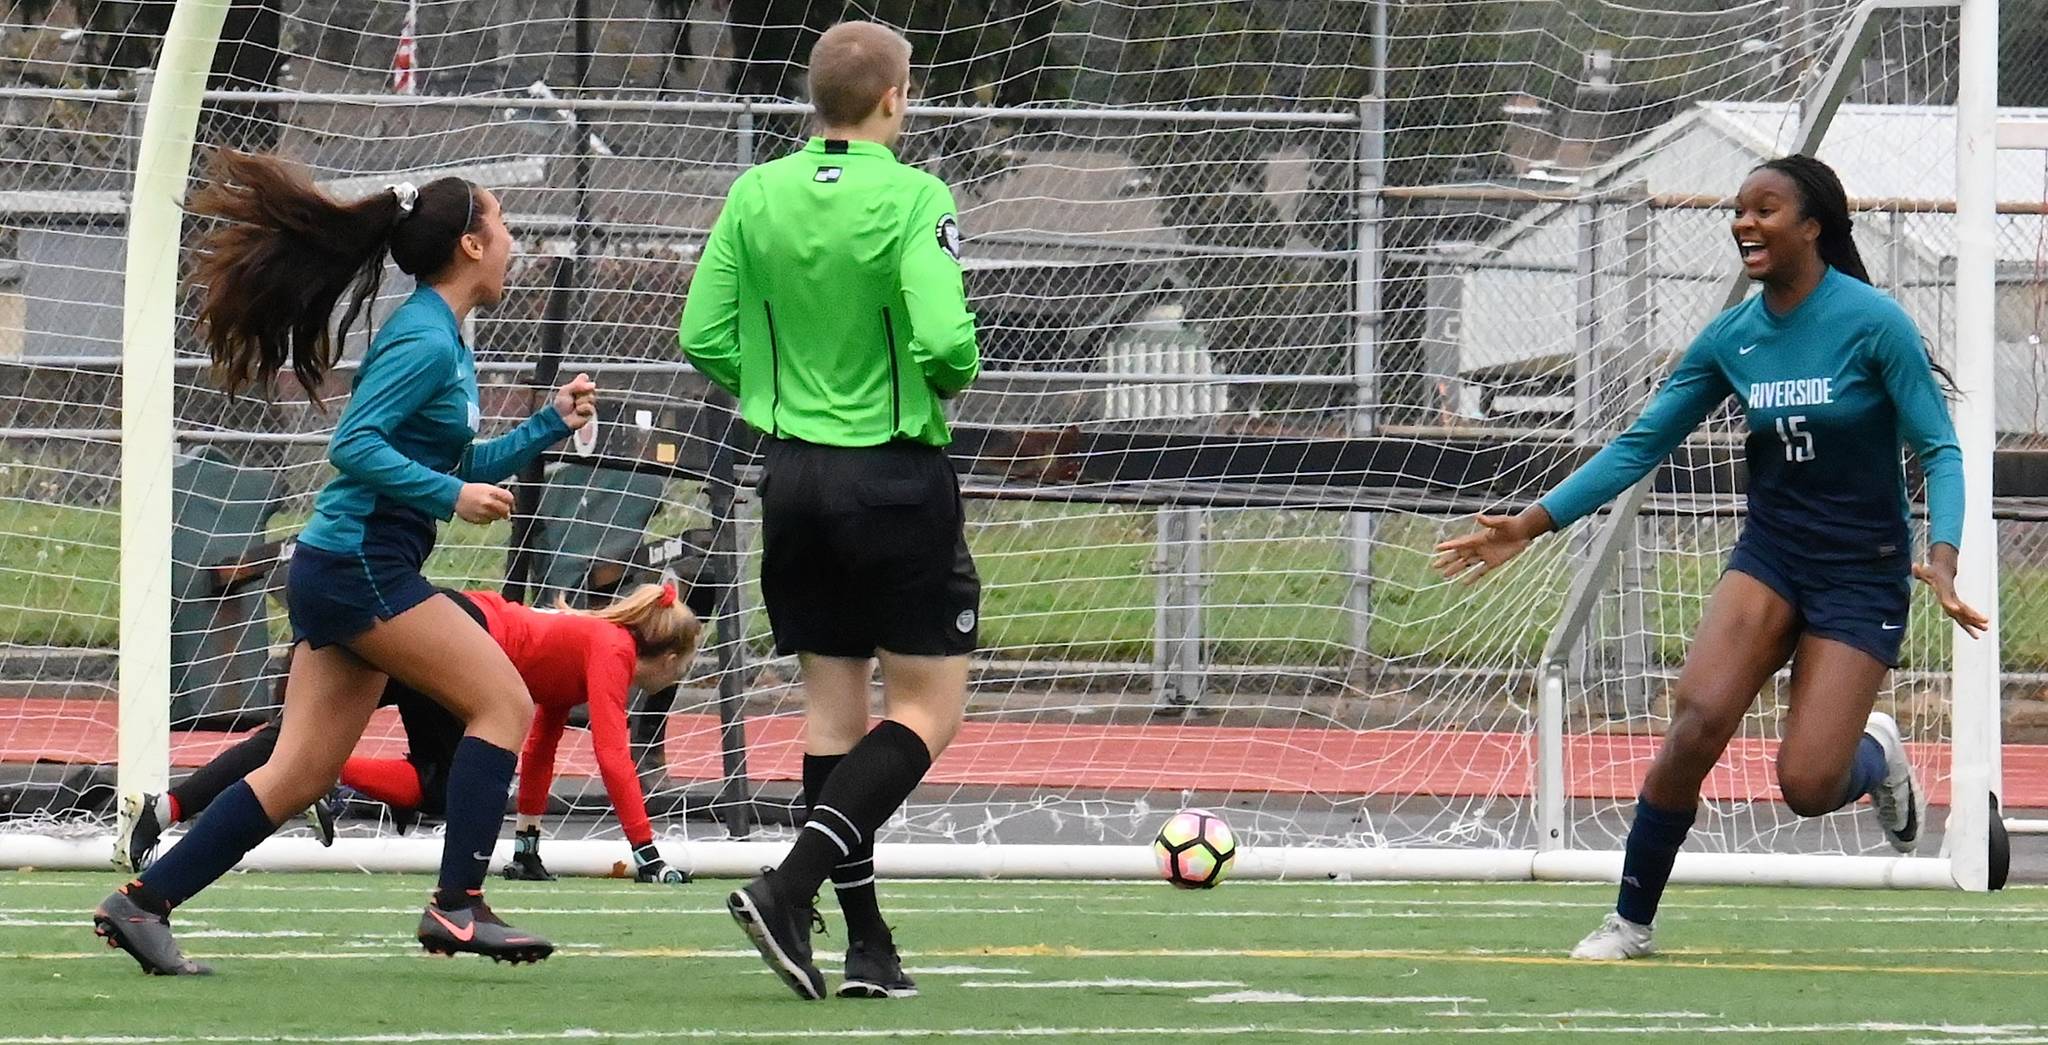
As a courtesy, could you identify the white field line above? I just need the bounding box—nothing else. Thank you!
[14,877,2048,907]
[1428,1012,1726,1020]
[12,945,2048,979]
[3,1022,2048,1043]
[14,902,2048,927]
[957,978,1245,990]
[1192,991,1483,1005]
[16,879,2048,919]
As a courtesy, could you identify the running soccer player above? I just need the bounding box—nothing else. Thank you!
[122,585,698,886]
[92,151,596,974]
[1434,154,1987,960]
[678,20,980,1001]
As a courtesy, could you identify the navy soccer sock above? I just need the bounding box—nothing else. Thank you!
[1837,733,1889,809]
[1614,796,1696,927]
[167,721,281,822]
[132,780,281,912]
[434,736,517,910]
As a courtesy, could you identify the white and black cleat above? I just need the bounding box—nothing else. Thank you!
[305,793,337,847]
[115,793,169,874]
[727,874,826,1000]
[1865,711,1922,853]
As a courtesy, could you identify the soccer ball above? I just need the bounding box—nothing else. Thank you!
[1153,808,1237,889]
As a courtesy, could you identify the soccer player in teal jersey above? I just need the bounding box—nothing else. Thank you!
[1435,155,1987,960]
[92,151,595,974]
[680,20,980,1001]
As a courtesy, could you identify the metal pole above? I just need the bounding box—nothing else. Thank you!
[1348,91,1384,656]
[502,255,572,604]
[1347,5,1389,656]
[571,0,594,302]
[1949,0,2001,891]
[1616,199,1653,720]
[1572,202,1600,434]
[1538,663,1567,850]
[704,399,753,837]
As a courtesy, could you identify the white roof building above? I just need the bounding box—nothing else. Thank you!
[1445,101,2048,434]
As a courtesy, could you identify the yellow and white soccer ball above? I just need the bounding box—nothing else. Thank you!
[1152,808,1237,889]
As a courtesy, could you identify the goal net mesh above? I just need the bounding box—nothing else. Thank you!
[0,1,2024,872]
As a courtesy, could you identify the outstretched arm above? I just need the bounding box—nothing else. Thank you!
[1436,333,1730,582]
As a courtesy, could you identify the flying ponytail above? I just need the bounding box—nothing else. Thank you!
[188,149,483,397]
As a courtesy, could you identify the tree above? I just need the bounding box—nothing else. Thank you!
[1,1,281,147]
[718,0,1068,179]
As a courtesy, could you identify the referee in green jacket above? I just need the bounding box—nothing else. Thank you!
[678,20,980,1003]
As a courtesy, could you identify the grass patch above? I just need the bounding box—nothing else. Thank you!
[3,498,2043,672]
[3,872,2045,1040]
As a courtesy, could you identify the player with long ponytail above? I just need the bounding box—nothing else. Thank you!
[92,150,596,974]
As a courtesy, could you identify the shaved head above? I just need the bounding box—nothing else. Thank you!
[806,21,912,127]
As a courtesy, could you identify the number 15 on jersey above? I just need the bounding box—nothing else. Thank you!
[1775,415,1814,462]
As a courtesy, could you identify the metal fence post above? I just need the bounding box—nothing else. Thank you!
[1154,506,1206,709]
[1347,93,1385,656]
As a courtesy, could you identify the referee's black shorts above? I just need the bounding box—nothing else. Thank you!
[757,437,979,659]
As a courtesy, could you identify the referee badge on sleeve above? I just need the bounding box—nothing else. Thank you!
[936,214,962,260]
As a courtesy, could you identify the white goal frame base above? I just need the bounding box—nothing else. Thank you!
[0,836,1961,888]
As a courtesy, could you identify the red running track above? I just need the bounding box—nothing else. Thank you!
[4,697,2044,805]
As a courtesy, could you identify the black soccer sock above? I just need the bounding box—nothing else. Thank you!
[167,721,282,822]
[805,752,889,944]
[434,735,517,910]
[774,721,931,909]
[1615,795,1697,927]
[135,780,283,909]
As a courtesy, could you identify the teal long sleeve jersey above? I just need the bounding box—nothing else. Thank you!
[1539,267,1962,563]
[299,286,571,555]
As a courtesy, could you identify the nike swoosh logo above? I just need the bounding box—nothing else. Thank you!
[1738,344,1757,355]
[472,851,491,862]
[1881,623,1904,631]
[426,908,476,942]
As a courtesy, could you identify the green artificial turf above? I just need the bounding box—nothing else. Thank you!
[3,872,2047,1042]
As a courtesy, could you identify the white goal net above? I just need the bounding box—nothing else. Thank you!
[0,0,2020,885]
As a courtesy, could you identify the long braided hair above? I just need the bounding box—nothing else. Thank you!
[1754,154,1959,395]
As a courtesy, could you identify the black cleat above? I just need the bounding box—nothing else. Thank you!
[305,794,337,847]
[116,793,166,873]
[416,900,553,964]
[92,890,209,976]
[839,936,918,999]
[727,874,826,1000]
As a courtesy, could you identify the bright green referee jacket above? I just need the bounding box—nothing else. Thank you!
[678,137,981,447]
